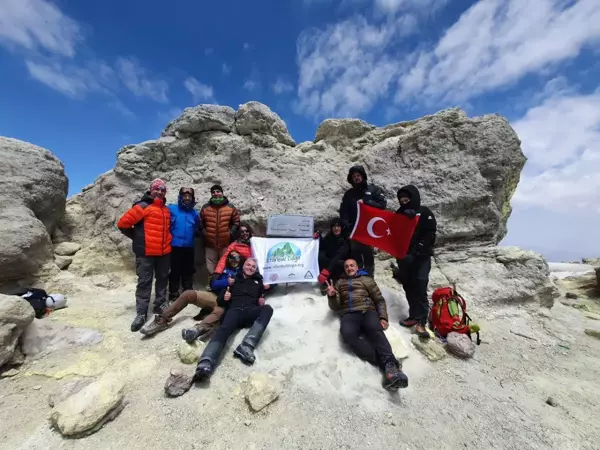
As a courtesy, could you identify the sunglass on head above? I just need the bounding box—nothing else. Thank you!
[228,254,241,260]
[153,186,166,192]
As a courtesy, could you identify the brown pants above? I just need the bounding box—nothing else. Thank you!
[205,246,227,275]
[162,290,224,326]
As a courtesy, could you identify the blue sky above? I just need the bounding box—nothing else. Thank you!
[1,0,599,260]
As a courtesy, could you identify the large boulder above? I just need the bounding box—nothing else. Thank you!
[162,105,236,137]
[0,294,35,367]
[55,103,553,306]
[0,137,68,282]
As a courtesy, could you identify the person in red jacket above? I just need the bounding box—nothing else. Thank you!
[213,222,254,275]
[117,179,172,332]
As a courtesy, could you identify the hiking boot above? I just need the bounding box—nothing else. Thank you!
[140,315,169,336]
[181,326,202,343]
[382,361,409,391]
[233,342,256,365]
[400,317,418,327]
[415,324,430,339]
[130,314,146,332]
[194,360,214,382]
[153,301,170,315]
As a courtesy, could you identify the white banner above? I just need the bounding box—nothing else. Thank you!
[251,237,320,284]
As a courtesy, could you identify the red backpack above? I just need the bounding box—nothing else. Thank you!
[430,287,480,345]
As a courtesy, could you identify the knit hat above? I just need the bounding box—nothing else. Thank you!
[150,179,167,192]
[210,184,223,193]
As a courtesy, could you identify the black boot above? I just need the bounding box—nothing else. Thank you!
[194,340,224,381]
[382,360,409,391]
[233,320,268,365]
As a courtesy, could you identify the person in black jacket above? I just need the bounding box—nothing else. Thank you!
[392,185,437,338]
[339,165,386,276]
[316,218,351,292]
[194,258,273,381]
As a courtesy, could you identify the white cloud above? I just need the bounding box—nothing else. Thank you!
[512,90,600,214]
[272,77,294,94]
[0,0,81,57]
[397,0,600,103]
[116,57,169,103]
[184,76,215,102]
[296,14,415,117]
[24,59,115,97]
[222,63,231,75]
[243,79,259,92]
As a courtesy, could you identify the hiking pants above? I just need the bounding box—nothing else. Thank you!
[350,241,375,276]
[135,254,170,315]
[205,246,227,275]
[168,246,195,299]
[162,290,218,320]
[204,305,273,362]
[340,310,396,369]
[399,256,431,325]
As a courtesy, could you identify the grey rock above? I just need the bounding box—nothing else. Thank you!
[177,340,206,364]
[584,329,600,340]
[0,137,68,282]
[0,294,35,367]
[0,368,19,378]
[235,101,296,146]
[565,292,578,299]
[54,242,81,256]
[162,105,236,137]
[50,374,125,437]
[21,320,103,358]
[446,332,476,359]
[314,118,375,142]
[164,368,193,397]
[55,255,73,270]
[546,397,558,407]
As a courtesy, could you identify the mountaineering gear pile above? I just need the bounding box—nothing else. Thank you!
[328,272,389,322]
[430,287,481,345]
[117,193,172,257]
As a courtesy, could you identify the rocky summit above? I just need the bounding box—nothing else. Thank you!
[1,103,599,450]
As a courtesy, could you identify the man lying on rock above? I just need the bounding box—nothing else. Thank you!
[194,257,274,381]
[117,178,172,332]
[392,185,437,339]
[326,258,409,391]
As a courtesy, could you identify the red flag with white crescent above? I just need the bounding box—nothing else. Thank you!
[349,202,419,259]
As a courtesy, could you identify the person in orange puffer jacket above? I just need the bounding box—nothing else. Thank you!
[213,223,254,275]
[117,178,172,332]
[200,185,241,279]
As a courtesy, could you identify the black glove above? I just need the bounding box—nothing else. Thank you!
[402,209,416,218]
[397,254,415,269]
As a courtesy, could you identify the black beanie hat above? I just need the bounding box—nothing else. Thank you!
[210,184,223,193]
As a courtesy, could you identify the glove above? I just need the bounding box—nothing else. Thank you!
[402,209,417,218]
[317,269,330,284]
[313,232,320,239]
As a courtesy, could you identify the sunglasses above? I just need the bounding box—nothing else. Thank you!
[240,229,250,234]
[228,254,241,260]
[153,186,166,192]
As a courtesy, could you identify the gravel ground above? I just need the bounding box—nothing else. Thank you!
[1,274,599,450]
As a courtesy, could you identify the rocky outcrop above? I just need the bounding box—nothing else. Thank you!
[52,103,555,306]
[0,294,35,367]
[20,320,103,358]
[0,137,68,283]
[244,372,280,412]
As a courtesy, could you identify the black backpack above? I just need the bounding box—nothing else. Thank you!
[8,287,49,319]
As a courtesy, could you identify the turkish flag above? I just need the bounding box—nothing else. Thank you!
[349,202,419,259]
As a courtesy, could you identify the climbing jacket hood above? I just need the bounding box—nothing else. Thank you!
[397,185,421,211]
[346,165,368,185]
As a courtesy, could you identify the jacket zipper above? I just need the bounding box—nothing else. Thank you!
[161,205,166,255]
[216,206,220,248]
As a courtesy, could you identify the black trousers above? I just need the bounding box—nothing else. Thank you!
[204,305,274,363]
[135,254,170,315]
[340,310,396,369]
[350,241,375,276]
[398,256,431,325]
[168,246,195,298]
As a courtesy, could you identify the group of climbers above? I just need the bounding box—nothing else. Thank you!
[116,164,437,392]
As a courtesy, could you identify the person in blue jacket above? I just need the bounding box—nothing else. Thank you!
[167,187,201,301]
